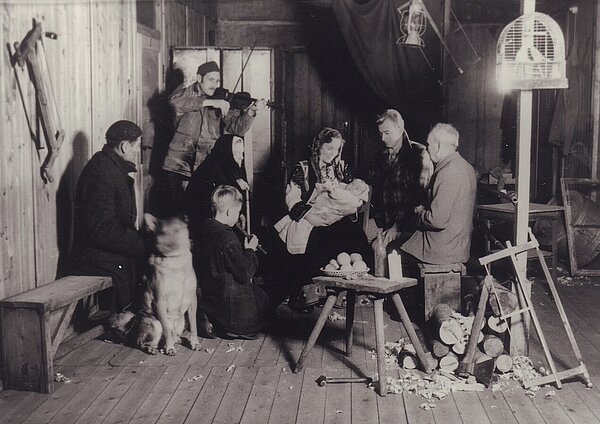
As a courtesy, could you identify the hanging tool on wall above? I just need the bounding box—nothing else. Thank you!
[12,20,64,183]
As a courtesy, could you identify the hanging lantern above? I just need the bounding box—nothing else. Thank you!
[497,12,568,91]
[398,0,427,47]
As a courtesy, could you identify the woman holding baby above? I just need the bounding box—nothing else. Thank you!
[277,127,372,310]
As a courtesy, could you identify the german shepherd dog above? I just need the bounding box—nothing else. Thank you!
[110,214,201,355]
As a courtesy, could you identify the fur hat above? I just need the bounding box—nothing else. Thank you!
[197,61,220,76]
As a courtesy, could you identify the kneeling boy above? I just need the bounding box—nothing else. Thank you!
[194,185,272,340]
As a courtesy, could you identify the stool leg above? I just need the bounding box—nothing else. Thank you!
[391,293,433,373]
[293,294,338,373]
[345,291,356,357]
[373,298,387,396]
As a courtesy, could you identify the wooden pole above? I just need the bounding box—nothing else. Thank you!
[442,0,451,121]
[510,0,536,356]
[592,0,600,180]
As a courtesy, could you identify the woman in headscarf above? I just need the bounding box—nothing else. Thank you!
[282,127,372,309]
[185,134,249,240]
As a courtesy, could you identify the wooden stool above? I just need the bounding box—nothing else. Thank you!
[293,275,433,396]
[420,263,466,321]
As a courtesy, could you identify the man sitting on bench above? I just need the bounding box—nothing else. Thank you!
[68,120,146,317]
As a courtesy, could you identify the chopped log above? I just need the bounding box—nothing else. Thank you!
[482,335,504,358]
[488,280,519,316]
[401,353,417,369]
[439,353,459,371]
[432,339,450,358]
[452,341,466,355]
[431,304,463,345]
[487,315,508,333]
[495,354,513,373]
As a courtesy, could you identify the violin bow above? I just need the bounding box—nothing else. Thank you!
[231,40,258,94]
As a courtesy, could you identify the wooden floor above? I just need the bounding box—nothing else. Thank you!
[2,276,600,423]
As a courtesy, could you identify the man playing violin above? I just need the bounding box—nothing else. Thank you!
[162,60,266,213]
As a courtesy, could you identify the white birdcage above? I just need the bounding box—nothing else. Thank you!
[496,12,568,91]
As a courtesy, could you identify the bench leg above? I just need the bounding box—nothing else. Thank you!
[345,291,355,357]
[373,298,387,396]
[51,302,77,358]
[294,293,338,373]
[391,293,433,374]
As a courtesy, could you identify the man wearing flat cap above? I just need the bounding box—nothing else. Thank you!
[162,60,264,213]
[69,120,146,316]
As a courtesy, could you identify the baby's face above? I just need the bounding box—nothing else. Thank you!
[347,181,366,196]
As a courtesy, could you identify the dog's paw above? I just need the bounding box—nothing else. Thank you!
[165,347,176,356]
[190,341,202,351]
[142,346,158,355]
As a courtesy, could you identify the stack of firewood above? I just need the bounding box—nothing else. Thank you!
[427,279,519,373]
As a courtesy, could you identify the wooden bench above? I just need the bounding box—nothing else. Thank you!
[0,275,112,393]
[420,263,466,321]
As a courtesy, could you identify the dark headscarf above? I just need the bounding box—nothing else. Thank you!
[186,134,247,235]
[203,134,247,183]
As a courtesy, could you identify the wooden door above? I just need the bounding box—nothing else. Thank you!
[136,27,163,223]
[171,47,273,226]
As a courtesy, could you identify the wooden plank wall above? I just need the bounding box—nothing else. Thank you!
[561,0,595,179]
[0,1,136,300]
[447,24,505,176]
[0,0,214,301]
[449,3,597,183]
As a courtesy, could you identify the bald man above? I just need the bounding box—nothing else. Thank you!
[401,123,477,268]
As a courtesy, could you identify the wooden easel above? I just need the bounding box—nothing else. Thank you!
[479,228,592,389]
[12,20,64,183]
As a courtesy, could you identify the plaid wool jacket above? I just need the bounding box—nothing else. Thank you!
[366,137,432,231]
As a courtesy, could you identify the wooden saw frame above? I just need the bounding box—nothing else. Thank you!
[12,20,64,183]
[479,228,592,389]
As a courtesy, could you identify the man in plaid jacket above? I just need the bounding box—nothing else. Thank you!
[366,109,433,247]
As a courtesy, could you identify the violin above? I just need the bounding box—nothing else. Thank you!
[209,87,275,113]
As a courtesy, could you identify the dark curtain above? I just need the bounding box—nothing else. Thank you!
[332,0,442,140]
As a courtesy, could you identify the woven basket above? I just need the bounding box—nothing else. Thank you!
[320,267,370,278]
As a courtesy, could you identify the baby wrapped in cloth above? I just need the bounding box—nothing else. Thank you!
[275,179,370,254]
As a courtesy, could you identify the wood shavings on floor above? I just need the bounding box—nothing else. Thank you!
[385,371,482,399]
[327,311,345,322]
[54,372,71,383]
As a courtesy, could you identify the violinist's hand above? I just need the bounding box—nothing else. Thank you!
[254,99,267,111]
[236,179,250,191]
[244,235,259,251]
[247,99,266,116]
[204,98,230,116]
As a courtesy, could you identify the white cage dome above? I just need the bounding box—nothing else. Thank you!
[497,12,568,90]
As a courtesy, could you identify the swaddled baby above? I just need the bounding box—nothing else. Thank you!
[310,178,370,216]
[274,178,369,255]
